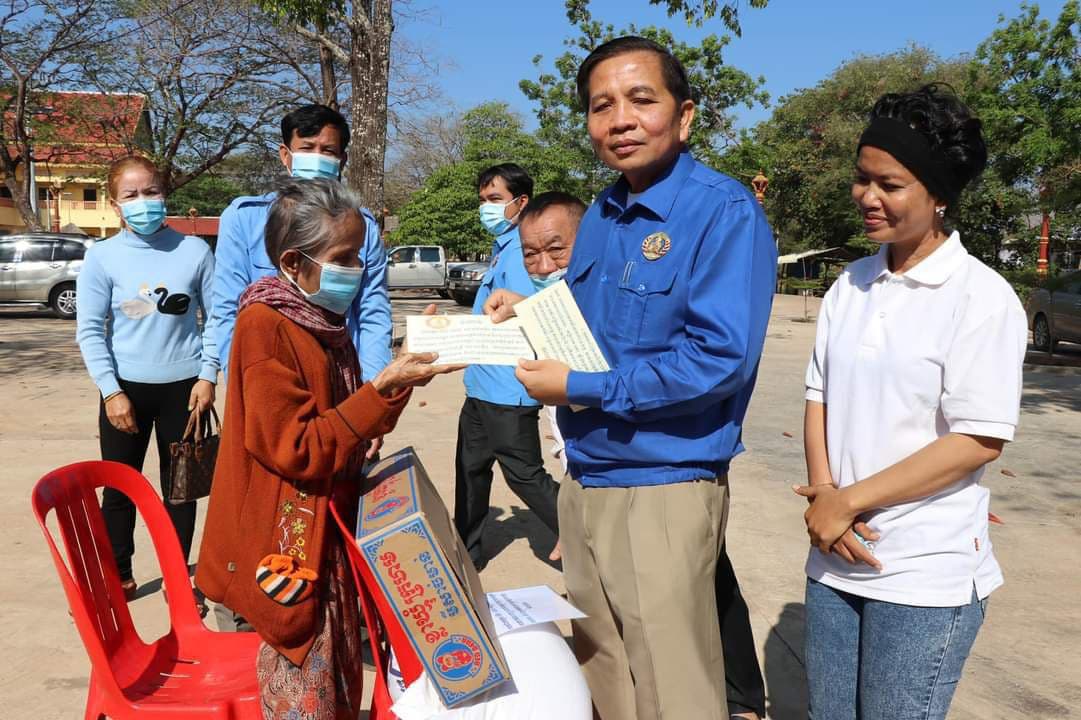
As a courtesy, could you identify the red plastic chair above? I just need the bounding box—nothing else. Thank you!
[32,461,262,719]
[330,500,425,720]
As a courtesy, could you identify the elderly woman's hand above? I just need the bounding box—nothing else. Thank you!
[372,352,466,396]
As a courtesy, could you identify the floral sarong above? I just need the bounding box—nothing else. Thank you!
[257,539,363,720]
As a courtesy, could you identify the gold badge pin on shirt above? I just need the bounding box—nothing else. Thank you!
[641,232,671,261]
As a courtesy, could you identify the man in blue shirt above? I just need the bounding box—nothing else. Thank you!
[454,163,560,571]
[487,38,777,719]
[205,104,391,632]
[208,104,391,386]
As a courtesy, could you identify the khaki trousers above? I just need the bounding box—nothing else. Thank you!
[559,475,729,720]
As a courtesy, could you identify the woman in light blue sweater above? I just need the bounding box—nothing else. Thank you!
[76,155,219,603]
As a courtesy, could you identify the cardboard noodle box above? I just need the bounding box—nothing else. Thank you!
[353,447,510,707]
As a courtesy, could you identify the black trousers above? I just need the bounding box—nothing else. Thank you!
[453,397,560,567]
[98,377,198,582]
[718,542,767,717]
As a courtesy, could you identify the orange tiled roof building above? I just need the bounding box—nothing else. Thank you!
[2,91,152,236]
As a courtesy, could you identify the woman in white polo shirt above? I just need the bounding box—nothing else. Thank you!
[795,84,1027,720]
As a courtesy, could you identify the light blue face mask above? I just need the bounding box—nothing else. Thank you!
[479,197,522,236]
[290,151,342,180]
[530,267,568,292]
[120,197,166,236]
[288,251,364,315]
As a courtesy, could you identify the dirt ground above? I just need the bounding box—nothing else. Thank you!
[2,292,1079,719]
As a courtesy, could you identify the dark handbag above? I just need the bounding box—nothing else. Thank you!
[167,406,220,504]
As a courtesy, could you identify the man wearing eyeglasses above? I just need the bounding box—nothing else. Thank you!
[518,192,589,483]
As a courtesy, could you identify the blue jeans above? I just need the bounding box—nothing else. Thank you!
[805,578,987,720]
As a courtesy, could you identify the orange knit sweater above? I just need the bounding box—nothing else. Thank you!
[196,303,409,665]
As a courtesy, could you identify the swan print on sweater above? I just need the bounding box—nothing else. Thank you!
[119,283,192,319]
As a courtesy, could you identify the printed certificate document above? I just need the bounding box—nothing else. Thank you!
[404,281,608,372]
[513,280,610,372]
[405,314,534,365]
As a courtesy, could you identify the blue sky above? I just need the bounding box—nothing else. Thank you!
[399,0,1068,130]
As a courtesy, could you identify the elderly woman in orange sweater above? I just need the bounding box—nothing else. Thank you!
[197,178,461,720]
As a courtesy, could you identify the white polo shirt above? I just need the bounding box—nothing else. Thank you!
[805,232,1027,607]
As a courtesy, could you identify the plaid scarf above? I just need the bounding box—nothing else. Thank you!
[239,275,361,406]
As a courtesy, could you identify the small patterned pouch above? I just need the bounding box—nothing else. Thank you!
[256,554,318,606]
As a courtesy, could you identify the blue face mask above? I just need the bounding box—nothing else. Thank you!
[288,251,364,315]
[530,267,568,293]
[120,197,166,236]
[479,197,522,236]
[290,151,342,180]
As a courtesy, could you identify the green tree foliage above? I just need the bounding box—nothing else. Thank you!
[952,172,1035,268]
[970,1,1080,214]
[391,102,593,258]
[254,0,344,108]
[167,173,245,216]
[458,103,587,197]
[736,46,1030,264]
[391,0,770,247]
[712,128,773,186]
[391,161,486,259]
[520,5,768,199]
[565,0,768,34]
[391,104,537,259]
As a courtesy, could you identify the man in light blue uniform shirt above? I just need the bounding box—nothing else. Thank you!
[205,104,391,632]
[208,104,391,384]
[454,163,560,571]
[488,38,777,720]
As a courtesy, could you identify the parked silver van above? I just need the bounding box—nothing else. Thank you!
[0,233,94,318]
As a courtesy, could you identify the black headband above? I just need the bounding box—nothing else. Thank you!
[858,117,958,207]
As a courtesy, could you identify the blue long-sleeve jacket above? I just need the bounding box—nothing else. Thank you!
[560,151,778,487]
[207,192,392,381]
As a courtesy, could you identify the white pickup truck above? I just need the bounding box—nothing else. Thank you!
[387,245,488,305]
[387,245,450,296]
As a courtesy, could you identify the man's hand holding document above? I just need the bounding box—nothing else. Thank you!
[405,281,607,408]
[405,281,609,373]
[506,281,609,372]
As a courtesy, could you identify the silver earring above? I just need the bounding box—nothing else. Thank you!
[935,207,946,218]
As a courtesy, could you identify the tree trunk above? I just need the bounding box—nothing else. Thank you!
[1,83,44,231]
[345,0,393,219]
[320,44,339,110]
[3,172,42,231]
[315,19,339,110]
